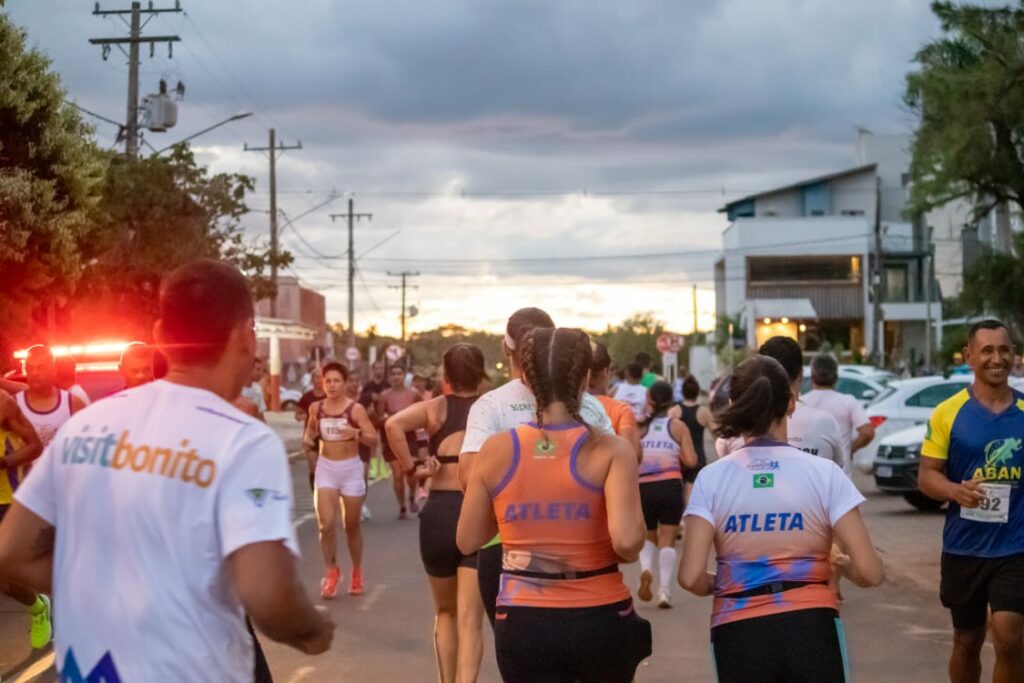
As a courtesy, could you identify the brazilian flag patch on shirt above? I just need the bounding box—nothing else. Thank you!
[753,473,774,489]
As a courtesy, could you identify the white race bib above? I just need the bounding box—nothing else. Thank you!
[320,416,351,441]
[961,483,1011,524]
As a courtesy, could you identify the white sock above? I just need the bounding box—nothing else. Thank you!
[659,547,678,592]
[639,540,656,573]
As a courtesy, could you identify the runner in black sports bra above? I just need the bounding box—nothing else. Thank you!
[383,343,486,683]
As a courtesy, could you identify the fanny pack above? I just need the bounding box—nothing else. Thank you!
[502,563,618,581]
[721,579,827,599]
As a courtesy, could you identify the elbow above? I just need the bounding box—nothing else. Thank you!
[455,529,477,557]
[677,568,703,594]
[857,560,886,588]
[612,532,644,564]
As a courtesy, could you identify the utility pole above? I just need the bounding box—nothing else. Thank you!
[692,285,699,335]
[924,226,935,372]
[90,2,182,158]
[329,200,373,348]
[244,129,302,316]
[872,176,885,365]
[388,271,420,342]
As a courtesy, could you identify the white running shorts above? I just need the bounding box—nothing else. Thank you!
[315,457,367,497]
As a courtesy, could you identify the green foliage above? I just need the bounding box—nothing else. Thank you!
[960,231,1024,339]
[594,313,665,371]
[905,2,1024,219]
[940,323,970,366]
[0,15,107,340]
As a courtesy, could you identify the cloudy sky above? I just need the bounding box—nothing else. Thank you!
[8,1,949,336]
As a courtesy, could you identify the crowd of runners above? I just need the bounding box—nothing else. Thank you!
[0,259,1020,682]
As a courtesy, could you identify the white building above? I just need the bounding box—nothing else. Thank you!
[714,143,941,367]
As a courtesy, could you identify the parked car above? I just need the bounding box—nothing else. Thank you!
[280,387,303,411]
[871,424,945,511]
[800,367,889,407]
[839,364,901,386]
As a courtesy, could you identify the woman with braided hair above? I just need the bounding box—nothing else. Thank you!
[636,380,698,609]
[458,307,615,627]
[458,327,651,683]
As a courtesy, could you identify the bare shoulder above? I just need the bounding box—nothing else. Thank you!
[593,430,634,462]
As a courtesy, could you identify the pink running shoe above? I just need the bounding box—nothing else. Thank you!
[349,567,365,596]
[321,566,342,599]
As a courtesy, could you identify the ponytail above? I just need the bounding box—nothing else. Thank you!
[714,356,790,439]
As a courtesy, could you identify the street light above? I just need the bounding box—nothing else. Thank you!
[154,111,253,155]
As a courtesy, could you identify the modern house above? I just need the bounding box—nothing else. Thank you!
[714,135,941,367]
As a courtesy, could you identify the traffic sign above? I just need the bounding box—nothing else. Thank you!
[656,333,684,354]
[385,344,405,362]
[345,346,361,362]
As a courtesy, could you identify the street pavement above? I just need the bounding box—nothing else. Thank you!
[0,414,998,682]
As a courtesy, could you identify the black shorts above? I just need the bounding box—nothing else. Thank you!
[683,451,707,484]
[382,429,418,463]
[419,490,477,578]
[940,551,1024,629]
[639,479,684,530]
[711,608,847,683]
[495,599,651,683]
[477,543,503,627]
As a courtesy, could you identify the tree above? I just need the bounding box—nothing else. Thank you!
[905,2,1024,221]
[71,144,290,340]
[960,232,1024,338]
[0,15,107,354]
[594,314,665,371]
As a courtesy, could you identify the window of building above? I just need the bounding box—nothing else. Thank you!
[748,256,861,284]
[884,265,909,303]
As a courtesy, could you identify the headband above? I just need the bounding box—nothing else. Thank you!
[503,333,516,351]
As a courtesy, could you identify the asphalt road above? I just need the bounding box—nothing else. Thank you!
[0,414,998,682]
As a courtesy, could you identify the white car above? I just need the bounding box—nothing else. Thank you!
[800,367,889,407]
[870,424,942,511]
[840,364,901,386]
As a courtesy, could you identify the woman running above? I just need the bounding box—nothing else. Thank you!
[458,307,615,626]
[678,355,884,683]
[668,375,714,504]
[303,361,378,598]
[637,380,698,609]
[588,342,642,460]
[458,327,651,683]
[384,344,486,683]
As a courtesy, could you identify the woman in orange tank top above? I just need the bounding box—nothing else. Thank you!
[457,328,651,683]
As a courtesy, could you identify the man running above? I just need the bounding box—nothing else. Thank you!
[119,342,156,389]
[377,365,423,518]
[359,361,390,481]
[241,357,268,420]
[613,360,649,422]
[802,354,875,472]
[16,345,85,448]
[919,320,1024,683]
[0,391,48,650]
[0,259,333,680]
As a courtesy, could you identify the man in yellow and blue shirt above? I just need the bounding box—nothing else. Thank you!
[919,319,1024,683]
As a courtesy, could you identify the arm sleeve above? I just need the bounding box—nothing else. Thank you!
[217,428,299,559]
[460,395,498,454]
[684,469,715,526]
[827,463,866,526]
[14,443,57,525]
[920,406,950,460]
[581,392,615,434]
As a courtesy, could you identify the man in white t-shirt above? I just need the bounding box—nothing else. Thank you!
[715,338,845,470]
[613,361,648,422]
[241,357,269,419]
[0,260,333,682]
[802,354,875,469]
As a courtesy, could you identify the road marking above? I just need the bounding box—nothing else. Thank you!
[293,511,316,529]
[11,651,55,683]
[358,583,386,611]
[285,666,316,683]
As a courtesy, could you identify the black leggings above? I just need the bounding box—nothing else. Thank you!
[494,599,651,683]
[711,608,848,683]
[477,543,503,627]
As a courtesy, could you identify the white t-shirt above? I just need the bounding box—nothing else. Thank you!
[714,401,845,470]
[460,379,614,454]
[686,440,864,627]
[801,388,870,449]
[240,382,267,415]
[16,380,297,683]
[612,382,648,421]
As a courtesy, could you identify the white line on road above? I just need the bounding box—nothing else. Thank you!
[12,651,55,683]
[358,584,386,611]
[293,511,316,529]
[285,665,316,683]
